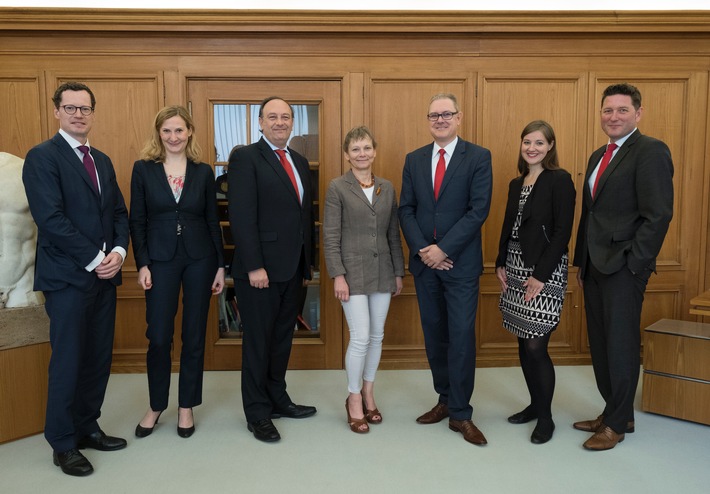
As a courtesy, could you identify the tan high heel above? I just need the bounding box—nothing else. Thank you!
[362,393,383,424]
[346,398,369,434]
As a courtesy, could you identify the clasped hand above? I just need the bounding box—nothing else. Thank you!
[419,244,453,270]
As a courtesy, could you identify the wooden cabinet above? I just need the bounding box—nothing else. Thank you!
[642,319,710,425]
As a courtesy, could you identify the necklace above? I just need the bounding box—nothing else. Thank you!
[355,173,375,188]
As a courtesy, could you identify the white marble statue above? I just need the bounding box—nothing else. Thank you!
[0,152,44,308]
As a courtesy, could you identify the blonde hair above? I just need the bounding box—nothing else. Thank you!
[140,105,201,162]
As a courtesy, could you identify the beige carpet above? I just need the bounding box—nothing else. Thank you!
[0,366,708,493]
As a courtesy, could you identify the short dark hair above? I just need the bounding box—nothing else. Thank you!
[258,96,294,118]
[52,81,96,109]
[602,83,642,110]
[517,120,559,176]
[343,126,377,152]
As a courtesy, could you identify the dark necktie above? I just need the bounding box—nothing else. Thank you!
[434,148,446,200]
[78,145,99,193]
[591,143,618,198]
[275,149,300,203]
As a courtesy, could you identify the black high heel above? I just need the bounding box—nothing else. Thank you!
[177,408,195,438]
[135,410,163,438]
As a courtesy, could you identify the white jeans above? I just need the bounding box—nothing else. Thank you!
[342,292,392,393]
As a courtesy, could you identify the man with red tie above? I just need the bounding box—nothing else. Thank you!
[573,83,674,450]
[228,97,316,442]
[23,82,129,476]
[399,93,492,445]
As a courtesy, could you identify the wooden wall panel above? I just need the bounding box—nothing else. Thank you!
[0,77,43,158]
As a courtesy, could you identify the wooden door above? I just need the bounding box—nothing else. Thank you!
[188,78,342,370]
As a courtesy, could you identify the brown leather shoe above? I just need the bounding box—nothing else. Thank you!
[573,415,635,433]
[583,425,625,450]
[416,403,449,424]
[448,419,488,446]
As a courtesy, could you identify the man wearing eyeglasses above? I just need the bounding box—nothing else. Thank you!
[399,93,492,445]
[23,82,129,476]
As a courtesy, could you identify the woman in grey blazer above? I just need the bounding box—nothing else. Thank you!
[323,126,405,434]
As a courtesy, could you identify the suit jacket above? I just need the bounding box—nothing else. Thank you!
[496,168,576,282]
[228,137,314,282]
[22,133,129,292]
[129,159,224,269]
[399,138,492,278]
[574,130,674,276]
[323,170,405,295]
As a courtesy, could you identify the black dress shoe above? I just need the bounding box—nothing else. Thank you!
[271,403,317,419]
[248,419,281,442]
[77,430,127,451]
[135,410,163,438]
[53,448,94,477]
[531,419,555,444]
[507,406,537,424]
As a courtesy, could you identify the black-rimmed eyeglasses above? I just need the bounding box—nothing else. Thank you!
[60,105,94,116]
[426,111,458,122]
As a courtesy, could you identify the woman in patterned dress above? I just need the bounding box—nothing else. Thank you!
[495,120,576,444]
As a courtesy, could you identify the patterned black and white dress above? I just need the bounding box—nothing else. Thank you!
[499,184,568,338]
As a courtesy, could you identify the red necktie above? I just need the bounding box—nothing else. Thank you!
[275,149,300,203]
[434,148,446,200]
[591,143,618,198]
[78,145,99,193]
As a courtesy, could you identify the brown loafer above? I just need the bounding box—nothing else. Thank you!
[416,403,449,424]
[583,425,625,451]
[448,419,488,446]
[573,415,635,433]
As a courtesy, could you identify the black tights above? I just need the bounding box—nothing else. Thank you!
[518,332,555,421]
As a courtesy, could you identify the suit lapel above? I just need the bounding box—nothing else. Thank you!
[438,139,465,199]
[178,160,196,205]
[53,134,100,201]
[147,159,176,204]
[258,137,301,206]
[345,170,375,211]
[593,130,641,201]
[418,144,435,204]
[585,146,606,203]
[521,173,539,221]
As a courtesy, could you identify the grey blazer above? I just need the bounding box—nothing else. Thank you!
[323,170,405,295]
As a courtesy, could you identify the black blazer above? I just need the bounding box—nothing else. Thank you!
[129,159,224,269]
[496,168,576,283]
[228,137,314,283]
[574,130,674,276]
[22,133,129,292]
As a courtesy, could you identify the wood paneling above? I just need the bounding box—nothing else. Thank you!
[2,9,710,371]
[0,342,50,443]
[0,77,43,158]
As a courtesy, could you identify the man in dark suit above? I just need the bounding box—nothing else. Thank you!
[573,83,674,451]
[22,82,129,476]
[399,93,492,446]
[228,96,316,442]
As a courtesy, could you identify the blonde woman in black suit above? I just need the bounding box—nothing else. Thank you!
[323,126,405,433]
[496,120,575,445]
[130,106,225,439]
